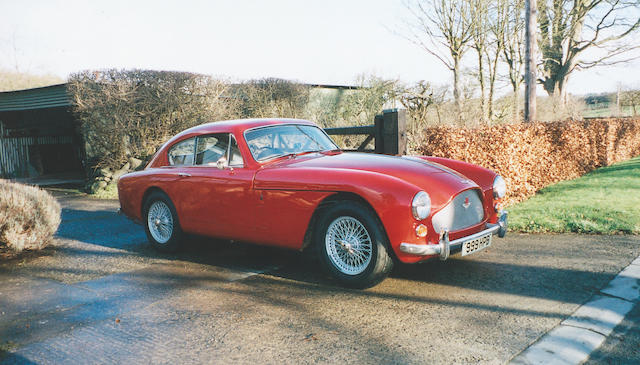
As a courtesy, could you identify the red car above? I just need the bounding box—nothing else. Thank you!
[118,118,507,288]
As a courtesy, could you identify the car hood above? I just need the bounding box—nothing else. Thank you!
[254,152,479,206]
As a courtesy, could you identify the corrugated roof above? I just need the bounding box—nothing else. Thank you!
[0,84,71,112]
[0,82,358,113]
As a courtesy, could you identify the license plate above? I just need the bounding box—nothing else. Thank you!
[461,233,492,256]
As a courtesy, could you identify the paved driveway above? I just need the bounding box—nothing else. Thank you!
[1,192,639,364]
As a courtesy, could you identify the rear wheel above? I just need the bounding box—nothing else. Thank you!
[143,191,183,252]
[315,201,393,288]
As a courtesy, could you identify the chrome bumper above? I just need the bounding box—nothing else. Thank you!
[399,211,508,260]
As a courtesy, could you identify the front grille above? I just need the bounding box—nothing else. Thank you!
[432,189,485,233]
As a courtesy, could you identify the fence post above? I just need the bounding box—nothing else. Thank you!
[381,109,407,155]
[374,114,384,154]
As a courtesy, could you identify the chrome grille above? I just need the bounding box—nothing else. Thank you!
[432,189,485,233]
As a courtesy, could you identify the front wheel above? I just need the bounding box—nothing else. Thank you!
[143,191,183,252]
[315,201,393,288]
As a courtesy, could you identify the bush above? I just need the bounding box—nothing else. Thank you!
[416,118,640,205]
[68,69,235,172]
[231,78,311,119]
[0,181,61,252]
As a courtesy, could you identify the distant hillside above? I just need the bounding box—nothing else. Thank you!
[0,69,64,92]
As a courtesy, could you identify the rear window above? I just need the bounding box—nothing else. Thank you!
[168,138,195,166]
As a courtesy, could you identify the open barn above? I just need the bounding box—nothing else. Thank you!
[0,84,84,182]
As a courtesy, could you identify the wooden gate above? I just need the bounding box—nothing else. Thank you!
[324,109,407,155]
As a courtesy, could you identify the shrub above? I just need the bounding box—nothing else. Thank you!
[68,69,235,172]
[0,180,61,252]
[231,78,311,119]
[416,118,640,205]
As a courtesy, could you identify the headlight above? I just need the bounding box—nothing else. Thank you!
[411,191,431,220]
[493,175,506,199]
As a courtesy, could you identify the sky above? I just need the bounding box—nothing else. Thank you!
[1,0,639,95]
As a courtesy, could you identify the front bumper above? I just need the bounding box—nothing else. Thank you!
[399,211,508,261]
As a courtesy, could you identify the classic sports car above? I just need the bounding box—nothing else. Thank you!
[118,118,507,288]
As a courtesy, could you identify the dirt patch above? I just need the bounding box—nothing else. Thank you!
[0,245,55,263]
[0,341,17,359]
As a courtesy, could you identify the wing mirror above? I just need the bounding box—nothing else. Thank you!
[216,156,228,170]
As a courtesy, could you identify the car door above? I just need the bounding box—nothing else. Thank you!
[161,136,200,232]
[179,133,256,240]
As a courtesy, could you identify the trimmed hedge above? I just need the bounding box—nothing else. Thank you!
[68,69,234,172]
[416,118,640,205]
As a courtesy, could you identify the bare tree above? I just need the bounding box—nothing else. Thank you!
[620,86,640,116]
[502,0,526,121]
[538,0,640,104]
[405,0,474,122]
[469,0,490,122]
[399,80,448,125]
[525,0,538,121]
[485,0,511,121]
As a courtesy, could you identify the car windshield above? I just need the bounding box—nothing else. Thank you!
[245,124,339,162]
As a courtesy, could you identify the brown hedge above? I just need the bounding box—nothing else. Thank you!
[415,118,640,205]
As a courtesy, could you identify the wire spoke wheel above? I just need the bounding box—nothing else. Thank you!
[325,216,373,275]
[147,200,174,244]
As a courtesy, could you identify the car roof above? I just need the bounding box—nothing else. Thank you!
[150,118,320,168]
[178,118,317,137]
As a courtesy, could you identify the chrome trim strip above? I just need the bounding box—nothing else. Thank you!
[399,212,508,258]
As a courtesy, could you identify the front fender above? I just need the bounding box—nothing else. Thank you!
[254,167,430,262]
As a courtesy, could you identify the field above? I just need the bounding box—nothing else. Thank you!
[582,102,640,118]
[509,156,640,234]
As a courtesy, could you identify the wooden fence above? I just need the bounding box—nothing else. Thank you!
[0,135,73,178]
[324,109,407,155]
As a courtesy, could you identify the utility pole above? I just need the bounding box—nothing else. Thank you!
[524,0,537,122]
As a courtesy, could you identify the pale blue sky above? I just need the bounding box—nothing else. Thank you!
[1,0,638,95]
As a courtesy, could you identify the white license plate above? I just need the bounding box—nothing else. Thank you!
[461,233,492,256]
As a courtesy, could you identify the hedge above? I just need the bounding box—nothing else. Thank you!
[416,118,640,205]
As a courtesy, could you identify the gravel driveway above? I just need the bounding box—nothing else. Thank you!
[1,191,639,364]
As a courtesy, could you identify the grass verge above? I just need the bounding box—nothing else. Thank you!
[91,183,118,199]
[0,341,17,359]
[509,156,640,234]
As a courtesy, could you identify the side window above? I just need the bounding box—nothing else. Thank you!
[229,135,244,167]
[196,134,229,165]
[168,138,195,166]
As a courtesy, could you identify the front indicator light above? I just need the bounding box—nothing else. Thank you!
[415,224,428,237]
[494,202,503,213]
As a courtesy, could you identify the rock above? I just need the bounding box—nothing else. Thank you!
[99,168,112,178]
[89,181,107,194]
[121,162,131,171]
[112,168,128,181]
[128,157,143,170]
[104,176,111,182]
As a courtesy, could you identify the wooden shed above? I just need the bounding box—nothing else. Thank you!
[0,84,84,179]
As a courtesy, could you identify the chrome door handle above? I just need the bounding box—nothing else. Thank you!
[178,172,191,177]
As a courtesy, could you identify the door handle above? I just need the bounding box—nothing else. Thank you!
[178,172,191,178]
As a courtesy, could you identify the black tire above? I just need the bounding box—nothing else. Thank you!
[314,201,394,288]
[143,191,183,252]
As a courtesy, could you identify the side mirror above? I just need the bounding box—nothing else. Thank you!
[216,156,228,170]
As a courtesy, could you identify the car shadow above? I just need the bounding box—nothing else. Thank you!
[52,202,638,308]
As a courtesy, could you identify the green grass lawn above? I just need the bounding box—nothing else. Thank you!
[509,156,640,234]
[582,105,639,118]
